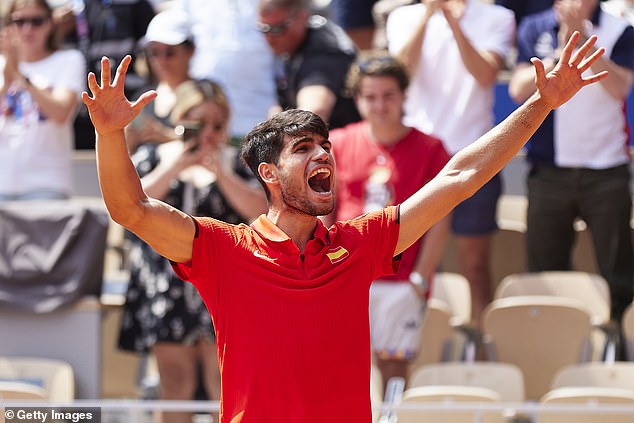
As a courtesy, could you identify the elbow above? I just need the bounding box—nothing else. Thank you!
[106,199,146,230]
[508,84,529,105]
[475,72,499,88]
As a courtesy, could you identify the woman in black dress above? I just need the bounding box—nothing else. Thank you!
[118,78,266,422]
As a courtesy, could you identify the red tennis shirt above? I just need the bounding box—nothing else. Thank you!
[172,206,401,422]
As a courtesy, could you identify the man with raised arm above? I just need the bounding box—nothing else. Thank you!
[83,32,606,423]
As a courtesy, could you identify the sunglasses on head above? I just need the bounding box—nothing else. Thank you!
[10,15,49,28]
[357,56,399,72]
[256,11,299,35]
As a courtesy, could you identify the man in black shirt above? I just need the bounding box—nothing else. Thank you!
[257,0,361,129]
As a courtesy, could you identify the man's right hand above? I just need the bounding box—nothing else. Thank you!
[82,56,156,137]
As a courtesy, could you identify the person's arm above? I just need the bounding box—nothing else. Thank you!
[82,56,196,263]
[211,149,268,222]
[393,1,438,77]
[21,77,79,123]
[511,27,633,103]
[575,33,633,100]
[394,32,607,256]
[554,2,634,100]
[296,85,337,124]
[442,3,506,87]
[409,214,451,298]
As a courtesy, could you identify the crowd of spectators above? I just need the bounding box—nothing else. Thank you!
[1,0,633,411]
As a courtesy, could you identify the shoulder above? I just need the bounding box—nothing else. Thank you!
[51,49,86,65]
[305,16,356,56]
[476,0,515,21]
[518,8,556,37]
[194,216,250,243]
[404,128,451,158]
[388,3,425,23]
[335,206,400,233]
[330,121,363,142]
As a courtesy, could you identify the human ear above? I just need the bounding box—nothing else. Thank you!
[258,162,279,184]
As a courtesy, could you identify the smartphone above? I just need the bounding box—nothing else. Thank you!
[174,121,202,151]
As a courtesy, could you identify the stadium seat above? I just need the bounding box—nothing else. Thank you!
[482,296,593,400]
[0,356,74,401]
[408,362,525,402]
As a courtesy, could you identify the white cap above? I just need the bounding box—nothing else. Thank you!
[143,9,192,46]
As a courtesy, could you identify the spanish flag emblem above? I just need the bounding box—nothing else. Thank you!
[326,246,349,264]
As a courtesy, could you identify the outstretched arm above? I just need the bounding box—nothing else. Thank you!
[395,32,607,255]
[83,56,196,263]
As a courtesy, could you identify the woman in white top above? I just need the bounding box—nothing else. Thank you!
[0,0,85,201]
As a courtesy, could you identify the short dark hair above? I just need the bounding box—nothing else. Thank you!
[240,109,329,199]
[346,53,410,97]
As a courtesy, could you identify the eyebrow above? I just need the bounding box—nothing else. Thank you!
[290,137,331,149]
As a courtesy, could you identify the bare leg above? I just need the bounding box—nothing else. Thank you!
[153,343,199,423]
[376,357,409,393]
[456,234,493,329]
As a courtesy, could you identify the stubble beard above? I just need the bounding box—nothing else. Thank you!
[281,186,334,217]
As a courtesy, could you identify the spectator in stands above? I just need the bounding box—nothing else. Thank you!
[495,0,554,26]
[509,0,634,330]
[329,0,380,50]
[171,0,276,147]
[603,0,634,23]
[83,33,607,421]
[0,0,85,201]
[124,8,193,154]
[329,53,451,386]
[258,0,361,129]
[117,79,267,422]
[52,0,155,149]
[386,0,515,328]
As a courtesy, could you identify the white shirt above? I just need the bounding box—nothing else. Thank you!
[0,49,86,196]
[174,0,276,138]
[387,0,515,154]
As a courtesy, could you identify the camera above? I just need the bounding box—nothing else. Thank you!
[174,121,202,151]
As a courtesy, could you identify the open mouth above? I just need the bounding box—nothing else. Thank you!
[308,168,332,193]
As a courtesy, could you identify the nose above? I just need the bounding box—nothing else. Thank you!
[314,144,330,160]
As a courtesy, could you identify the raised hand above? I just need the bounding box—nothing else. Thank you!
[82,55,157,136]
[532,31,607,110]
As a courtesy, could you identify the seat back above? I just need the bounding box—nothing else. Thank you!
[431,272,471,327]
[552,362,634,391]
[482,296,593,401]
[397,386,505,423]
[623,303,634,360]
[539,387,634,423]
[495,271,610,326]
[0,356,74,401]
[409,362,525,402]
[0,381,47,399]
[408,299,454,372]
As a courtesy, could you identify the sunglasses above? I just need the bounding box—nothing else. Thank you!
[256,11,299,35]
[146,47,179,59]
[10,15,49,28]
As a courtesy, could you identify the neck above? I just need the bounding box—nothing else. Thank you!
[365,120,409,146]
[20,46,51,62]
[164,75,191,90]
[266,206,318,252]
